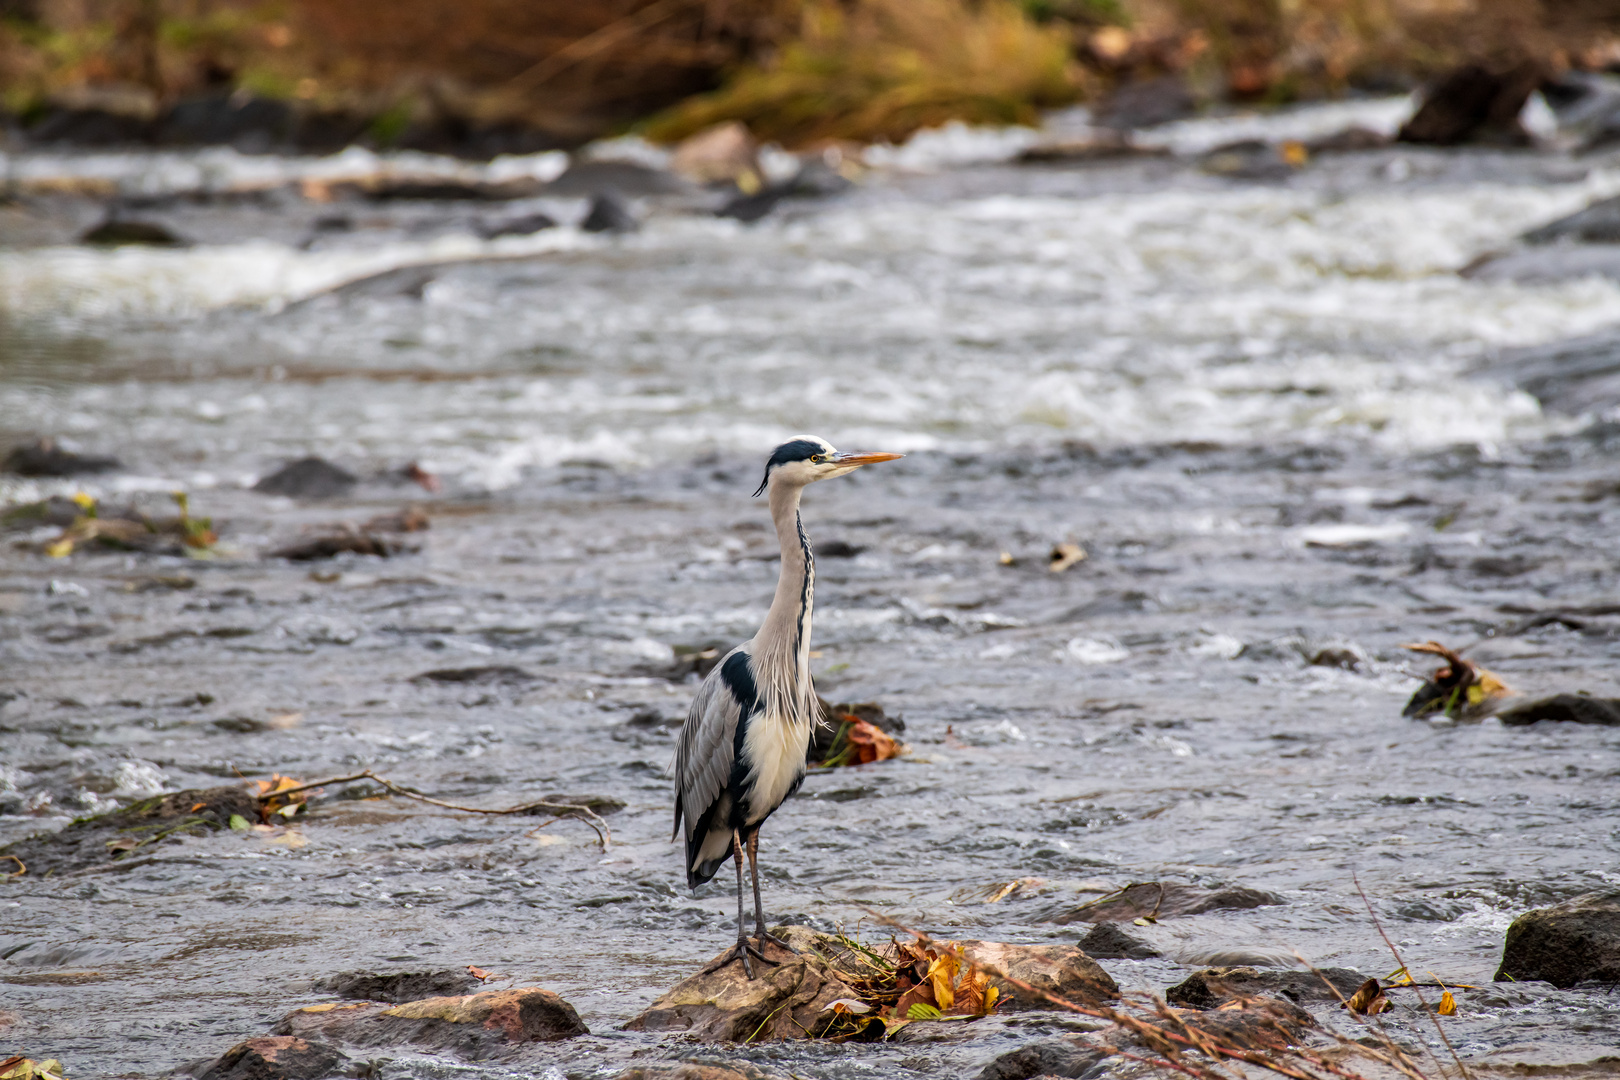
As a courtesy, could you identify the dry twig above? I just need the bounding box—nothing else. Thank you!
[252,769,611,849]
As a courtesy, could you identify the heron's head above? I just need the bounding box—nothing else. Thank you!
[753,435,903,496]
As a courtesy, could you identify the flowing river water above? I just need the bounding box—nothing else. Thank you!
[2,100,1620,1079]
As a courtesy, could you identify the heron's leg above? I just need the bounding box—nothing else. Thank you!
[698,830,771,978]
[746,831,792,952]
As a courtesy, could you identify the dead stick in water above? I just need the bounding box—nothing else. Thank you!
[254,769,611,849]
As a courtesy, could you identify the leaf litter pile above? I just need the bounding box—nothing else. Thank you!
[814,934,1002,1041]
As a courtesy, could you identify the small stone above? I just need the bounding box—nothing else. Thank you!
[478,212,558,239]
[581,193,639,233]
[196,1036,350,1080]
[253,458,358,499]
[80,219,186,247]
[1496,892,1620,988]
[1497,695,1620,727]
[1165,966,1366,1008]
[4,438,121,477]
[1076,922,1161,960]
[977,1037,1108,1080]
[1050,882,1283,925]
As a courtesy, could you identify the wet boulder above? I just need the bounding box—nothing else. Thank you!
[1076,922,1161,960]
[315,969,480,1003]
[253,457,358,499]
[1050,882,1282,924]
[195,1036,353,1080]
[4,438,121,477]
[1398,62,1542,146]
[276,988,588,1056]
[0,784,259,876]
[1165,966,1366,1008]
[80,218,187,247]
[956,940,1118,1007]
[977,1036,1109,1079]
[624,939,857,1042]
[1495,892,1620,988]
[1478,331,1620,413]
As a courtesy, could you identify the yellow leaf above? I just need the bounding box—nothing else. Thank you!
[45,538,74,558]
[984,985,998,1012]
[70,492,95,511]
[927,955,958,1012]
[1437,990,1456,1015]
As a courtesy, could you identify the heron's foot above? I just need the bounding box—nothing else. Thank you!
[753,930,795,954]
[700,938,778,980]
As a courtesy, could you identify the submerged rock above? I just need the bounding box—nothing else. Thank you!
[624,939,855,1042]
[4,438,121,477]
[0,784,258,877]
[1145,998,1315,1050]
[1050,882,1282,924]
[1497,694,1620,726]
[1479,330,1620,413]
[1523,195,1620,245]
[1076,922,1161,960]
[977,1036,1108,1079]
[80,218,187,247]
[1165,966,1366,1008]
[195,1036,352,1080]
[276,987,588,1056]
[1496,892,1620,988]
[1095,75,1195,129]
[253,458,358,499]
[315,969,480,1003]
[268,529,416,560]
[956,940,1118,1007]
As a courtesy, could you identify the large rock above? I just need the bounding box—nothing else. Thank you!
[1165,966,1366,1008]
[4,437,121,477]
[1523,195,1620,246]
[624,941,855,1042]
[1145,998,1315,1051]
[956,940,1118,1008]
[195,1037,351,1080]
[1050,882,1282,924]
[1496,892,1620,988]
[0,784,259,877]
[1477,332,1620,415]
[276,988,587,1057]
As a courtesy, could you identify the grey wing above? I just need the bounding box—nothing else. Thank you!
[671,645,747,843]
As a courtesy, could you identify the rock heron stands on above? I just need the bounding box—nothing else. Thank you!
[672,437,902,977]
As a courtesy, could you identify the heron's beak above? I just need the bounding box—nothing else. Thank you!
[831,451,904,467]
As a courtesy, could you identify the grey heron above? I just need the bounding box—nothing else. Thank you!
[672,436,903,977]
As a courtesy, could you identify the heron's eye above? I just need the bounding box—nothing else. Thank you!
[810,454,825,464]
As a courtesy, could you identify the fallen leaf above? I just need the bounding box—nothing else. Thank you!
[1049,542,1086,572]
[255,773,309,822]
[189,802,206,812]
[1346,978,1389,1015]
[1436,990,1456,1015]
[228,814,251,830]
[468,965,493,981]
[268,711,303,730]
[906,1001,944,1021]
[829,998,872,1015]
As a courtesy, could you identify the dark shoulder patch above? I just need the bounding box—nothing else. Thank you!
[719,650,761,717]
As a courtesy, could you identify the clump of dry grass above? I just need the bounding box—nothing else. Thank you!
[643,0,1083,146]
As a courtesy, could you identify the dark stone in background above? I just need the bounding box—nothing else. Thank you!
[977,1037,1109,1080]
[1497,695,1620,726]
[315,969,480,1003]
[4,438,121,477]
[1496,893,1620,987]
[1165,965,1367,1008]
[252,458,358,498]
[1398,62,1541,146]
[580,193,640,233]
[1076,922,1161,959]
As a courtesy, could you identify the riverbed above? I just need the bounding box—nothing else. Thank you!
[3,101,1620,1079]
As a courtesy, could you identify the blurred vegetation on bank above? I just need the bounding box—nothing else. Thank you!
[1,0,1617,152]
